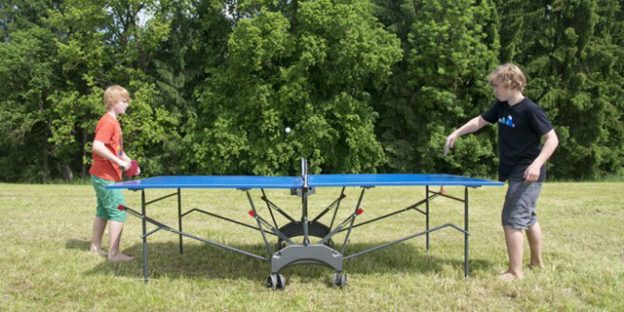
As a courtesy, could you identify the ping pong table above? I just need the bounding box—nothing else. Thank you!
[108,160,502,289]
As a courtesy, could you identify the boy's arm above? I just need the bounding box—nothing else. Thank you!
[93,140,130,170]
[445,116,490,152]
[524,129,559,182]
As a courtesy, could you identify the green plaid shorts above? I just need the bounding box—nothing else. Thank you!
[91,175,127,222]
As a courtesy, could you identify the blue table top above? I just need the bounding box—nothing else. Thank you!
[107,174,502,190]
[106,175,301,189]
[308,174,502,187]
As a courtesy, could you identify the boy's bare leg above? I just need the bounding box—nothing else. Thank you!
[108,220,134,262]
[90,217,108,257]
[500,227,524,280]
[526,222,543,268]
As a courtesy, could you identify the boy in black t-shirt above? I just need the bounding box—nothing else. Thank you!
[445,63,559,280]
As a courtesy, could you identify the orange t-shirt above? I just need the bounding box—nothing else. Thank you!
[89,113,123,182]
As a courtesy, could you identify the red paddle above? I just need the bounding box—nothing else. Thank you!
[126,160,140,177]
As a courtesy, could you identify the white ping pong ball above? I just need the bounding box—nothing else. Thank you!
[285,127,292,134]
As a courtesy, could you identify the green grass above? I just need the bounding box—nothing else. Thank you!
[1,182,623,311]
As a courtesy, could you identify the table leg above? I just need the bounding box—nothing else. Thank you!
[464,187,469,278]
[426,185,430,252]
[178,188,183,254]
[141,190,149,283]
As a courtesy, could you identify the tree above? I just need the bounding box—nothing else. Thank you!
[1,0,622,182]
[0,25,60,182]
[373,0,500,176]
[190,0,402,175]
[0,0,186,182]
[146,0,232,174]
[496,0,624,179]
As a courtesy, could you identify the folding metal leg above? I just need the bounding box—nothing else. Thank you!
[426,185,430,252]
[177,188,183,254]
[141,190,149,283]
[340,188,366,255]
[261,189,280,229]
[246,191,273,259]
[464,186,469,278]
[122,203,267,262]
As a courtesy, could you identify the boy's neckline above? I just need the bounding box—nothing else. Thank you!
[107,111,118,120]
[507,95,525,107]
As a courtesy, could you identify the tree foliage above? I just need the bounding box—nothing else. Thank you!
[191,0,402,175]
[495,0,624,179]
[0,0,622,182]
[373,0,499,176]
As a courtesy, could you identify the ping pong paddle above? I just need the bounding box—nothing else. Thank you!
[125,160,140,177]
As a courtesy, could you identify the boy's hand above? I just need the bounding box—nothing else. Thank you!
[444,133,458,156]
[524,163,541,182]
[117,159,131,171]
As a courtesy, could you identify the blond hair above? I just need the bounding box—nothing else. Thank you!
[488,63,527,91]
[104,85,131,109]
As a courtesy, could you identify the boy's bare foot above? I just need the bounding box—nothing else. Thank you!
[499,271,522,281]
[108,252,135,262]
[89,247,108,257]
[529,262,544,269]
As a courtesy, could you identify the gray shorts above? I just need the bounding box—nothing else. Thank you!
[501,181,542,230]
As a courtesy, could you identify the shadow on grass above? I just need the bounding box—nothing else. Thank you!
[76,237,494,282]
[66,239,90,251]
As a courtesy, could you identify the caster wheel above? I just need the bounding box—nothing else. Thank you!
[266,274,286,290]
[331,272,347,288]
[277,274,286,289]
[266,274,277,290]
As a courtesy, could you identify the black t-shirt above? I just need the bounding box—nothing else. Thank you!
[481,97,553,181]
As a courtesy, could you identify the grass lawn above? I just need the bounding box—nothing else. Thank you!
[1,182,623,311]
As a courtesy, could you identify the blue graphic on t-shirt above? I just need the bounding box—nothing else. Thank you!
[498,115,515,128]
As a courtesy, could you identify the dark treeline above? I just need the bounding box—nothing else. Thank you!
[0,0,622,182]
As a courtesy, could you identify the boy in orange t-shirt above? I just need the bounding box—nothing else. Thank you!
[88,85,139,262]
